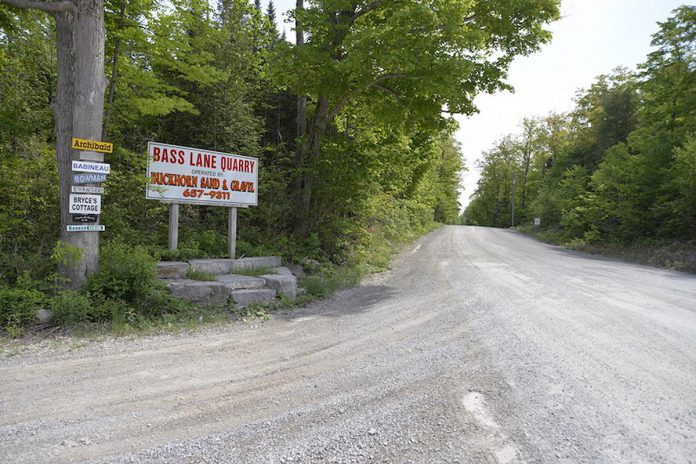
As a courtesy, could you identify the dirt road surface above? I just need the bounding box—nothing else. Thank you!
[1,226,695,463]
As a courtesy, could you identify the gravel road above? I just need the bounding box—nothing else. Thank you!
[1,226,695,464]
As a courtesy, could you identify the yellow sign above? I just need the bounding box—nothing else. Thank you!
[71,137,113,154]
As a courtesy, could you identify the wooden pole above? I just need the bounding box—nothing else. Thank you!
[169,203,179,250]
[228,207,237,258]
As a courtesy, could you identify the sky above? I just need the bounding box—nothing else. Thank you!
[269,0,687,209]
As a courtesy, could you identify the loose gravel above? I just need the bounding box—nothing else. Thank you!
[1,226,695,464]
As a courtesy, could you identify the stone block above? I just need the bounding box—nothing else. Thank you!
[216,274,266,290]
[229,256,282,272]
[167,279,229,305]
[157,261,190,279]
[231,288,277,307]
[270,266,293,276]
[188,259,235,275]
[261,273,297,300]
[285,264,306,280]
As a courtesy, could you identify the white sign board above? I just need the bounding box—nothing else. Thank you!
[534,217,541,226]
[146,142,258,207]
[67,225,105,232]
[73,172,108,184]
[72,185,105,194]
[69,194,102,214]
[72,160,110,174]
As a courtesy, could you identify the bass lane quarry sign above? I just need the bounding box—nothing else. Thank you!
[146,142,258,207]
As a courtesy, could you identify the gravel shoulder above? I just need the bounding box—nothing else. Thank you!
[1,226,695,464]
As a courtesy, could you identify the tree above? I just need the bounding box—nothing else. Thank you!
[2,0,107,289]
[283,0,560,231]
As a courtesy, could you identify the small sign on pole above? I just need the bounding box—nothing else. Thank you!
[534,217,541,226]
[72,185,105,194]
[73,173,108,184]
[69,194,102,214]
[78,151,103,162]
[72,160,110,174]
[67,225,105,232]
[72,214,99,223]
[71,137,113,154]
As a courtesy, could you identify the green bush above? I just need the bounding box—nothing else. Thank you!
[153,243,204,262]
[86,242,165,312]
[0,286,46,336]
[51,290,99,325]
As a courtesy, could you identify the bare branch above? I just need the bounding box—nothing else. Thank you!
[0,0,77,15]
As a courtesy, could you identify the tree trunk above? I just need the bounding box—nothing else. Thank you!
[299,96,330,223]
[294,0,306,140]
[6,0,108,288]
[58,0,106,289]
[102,2,125,139]
[54,10,75,243]
[292,0,308,232]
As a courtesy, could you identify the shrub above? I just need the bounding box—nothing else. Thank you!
[86,242,164,311]
[0,286,46,336]
[155,242,204,261]
[51,291,99,326]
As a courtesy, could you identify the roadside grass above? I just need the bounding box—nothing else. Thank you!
[1,222,442,346]
[185,269,217,281]
[518,225,696,274]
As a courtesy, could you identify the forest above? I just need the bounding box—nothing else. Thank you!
[0,0,560,333]
[465,6,696,251]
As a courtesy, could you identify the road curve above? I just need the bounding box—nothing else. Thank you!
[1,226,695,463]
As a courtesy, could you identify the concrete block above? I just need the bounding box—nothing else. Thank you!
[261,273,297,300]
[167,279,229,305]
[157,261,190,279]
[231,288,277,307]
[217,274,267,290]
[188,259,235,275]
[229,256,282,272]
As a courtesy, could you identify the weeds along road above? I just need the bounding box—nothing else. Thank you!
[2,226,696,464]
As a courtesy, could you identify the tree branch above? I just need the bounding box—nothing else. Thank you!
[328,73,406,120]
[374,83,403,101]
[351,0,383,22]
[0,0,77,15]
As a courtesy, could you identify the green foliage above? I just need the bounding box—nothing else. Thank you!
[2,0,481,332]
[302,265,363,299]
[0,145,59,284]
[0,285,45,336]
[86,242,169,314]
[468,7,696,245]
[51,291,97,326]
[185,269,217,281]
[667,134,696,237]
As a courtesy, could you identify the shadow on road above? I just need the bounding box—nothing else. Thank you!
[280,284,398,321]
